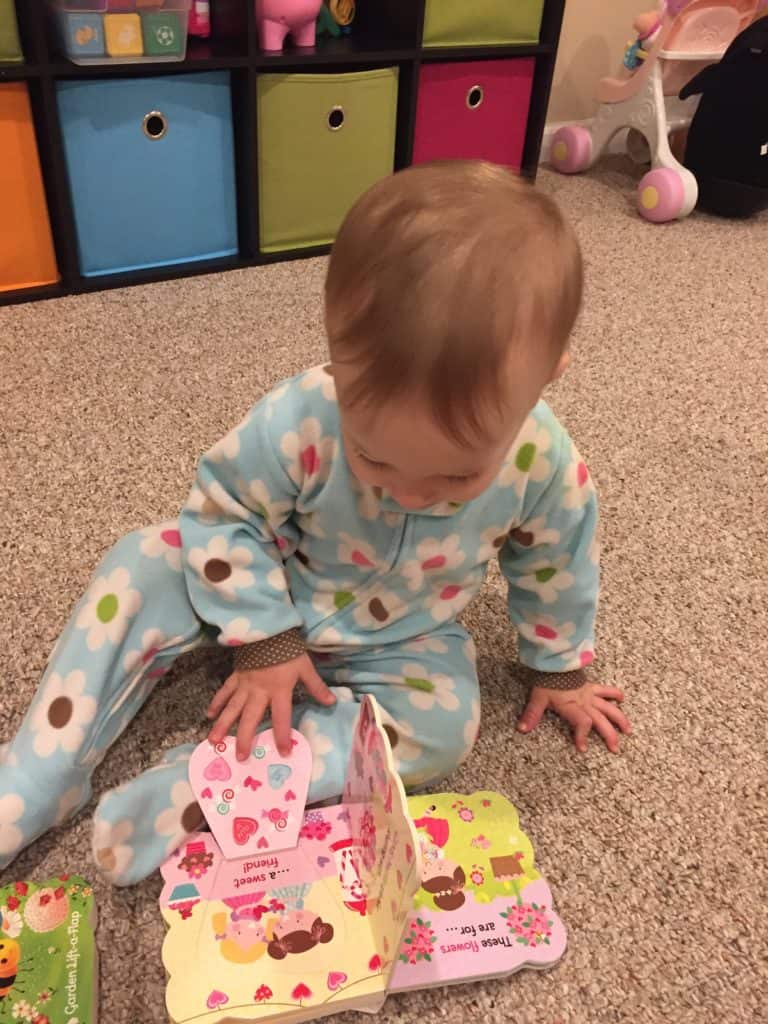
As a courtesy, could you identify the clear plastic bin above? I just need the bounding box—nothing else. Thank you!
[50,0,191,65]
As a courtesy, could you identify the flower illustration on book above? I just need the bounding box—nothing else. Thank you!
[399,917,437,965]
[253,985,273,1002]
[299,811,332,842]
[500,902,554,948]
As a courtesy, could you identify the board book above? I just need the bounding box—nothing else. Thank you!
[0,874,97,1024]
[160,697,566,1023]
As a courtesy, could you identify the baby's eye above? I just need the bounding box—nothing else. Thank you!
[444,473,479,484]
[358,452,388,470]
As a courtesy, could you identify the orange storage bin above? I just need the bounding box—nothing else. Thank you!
[0,83,59,292]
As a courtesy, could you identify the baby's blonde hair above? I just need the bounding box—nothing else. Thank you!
[325,160,583,444]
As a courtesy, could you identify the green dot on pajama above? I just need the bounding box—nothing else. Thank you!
[516,443,536,472]
[405,676,435,693]
[96,594,119,623]
[535,567,557,583]
[334,591,354,611]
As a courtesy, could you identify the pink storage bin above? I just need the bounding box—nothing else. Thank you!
[412,59,534,170]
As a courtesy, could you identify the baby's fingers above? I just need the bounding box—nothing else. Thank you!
[209,689,248,745]
[591,710,620,754]
[560,707,592,753]
[596,698,632,736]
[236,697,268,761]
[271,691,295,758]
[207,676,237,719]
[594,686,625,703]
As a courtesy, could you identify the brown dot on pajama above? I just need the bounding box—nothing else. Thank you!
[383,724,399,749]
[182,802,204,833]
[295,550,310,567]
[510,528,534,547]
[204,558,232,583]
[97,847,116,872]
[493,535,506,549]
[48,696,73,729]
[368,598,389,622]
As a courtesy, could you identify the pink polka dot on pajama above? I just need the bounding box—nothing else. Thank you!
[161,529,182,548]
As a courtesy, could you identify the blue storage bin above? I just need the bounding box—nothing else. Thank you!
[56,71,238,276]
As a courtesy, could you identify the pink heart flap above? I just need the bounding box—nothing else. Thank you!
[189,729,312,860]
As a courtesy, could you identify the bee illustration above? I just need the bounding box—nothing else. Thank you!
[0,937,20,999]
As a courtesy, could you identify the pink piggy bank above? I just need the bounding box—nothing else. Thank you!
[256,0,323,52]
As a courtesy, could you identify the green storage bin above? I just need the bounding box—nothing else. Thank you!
[423,0,545,47]
[0,0,22,62]
[257,67,398,253]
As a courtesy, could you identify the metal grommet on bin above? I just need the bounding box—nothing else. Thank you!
[142,110,168,140]
[466,85,484,110]
[327,105,345,131]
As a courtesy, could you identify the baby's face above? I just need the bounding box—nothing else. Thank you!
[335,364,547,510]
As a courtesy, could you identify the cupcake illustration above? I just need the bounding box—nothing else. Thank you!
[23,887,70,933]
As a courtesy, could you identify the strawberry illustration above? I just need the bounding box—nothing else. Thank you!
[14,882,28,896]
[6,896,19,911]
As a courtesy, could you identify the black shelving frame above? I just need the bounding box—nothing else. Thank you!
[0,0,565,306]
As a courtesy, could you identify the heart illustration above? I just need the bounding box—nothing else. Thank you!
[233,817,258,846]
[405,844,414,863]
[327,971,348,991]
[351,549,374,567]
[189,729,312,857]
[317,856,330,868]
[206,990,228,1010]
[291,983,312,1001]
[203,757,231,782]
[368,955,382,972]
[268,763,291,789]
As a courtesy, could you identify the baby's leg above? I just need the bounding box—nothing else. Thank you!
[0,522,207,872]
[297,627,481,802]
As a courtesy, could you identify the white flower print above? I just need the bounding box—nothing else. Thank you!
[185,484,224,526]
[498,419,553,496]
[588,534,600,566]
[267,567,289,592]
[300,364,337,402]
[139,521,183,570]
[30,671,97,758]
[123,628,178,676]
[264,380,290,420]
[463,636,477,667]
[518,615,577,655]
[476,524,514,563]
[355,483,382,522]
[218,616,268,646]
[187,535,255,601]
[56,783,90,825]
[11,999,33,1020]
[311,625,347,648]
[280,417,336,488]
[425,582,472,623]
[93,817,135,882]
[403,635,449,655]
[155,780,203,852]
[338,532,379,572]
[563,447,594,510]
[208,412,253,463]
[0,743,18,768]
[75,567,142,651]
[401,663,461,712]
[299,719,334,783]
[401,535,465,592]
[236,478,293,530]
[0,906,22,938]
[514,554,576,604]
[311,583,356,619]
[0,795,24,856]
[352,587,409,631]
[459,699,481,763]
[562,640,595,671]
[187,480,250,527]
[506,515,562,551]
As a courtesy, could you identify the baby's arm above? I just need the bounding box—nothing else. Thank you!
[499,423,630,753]
[179,397,333,757]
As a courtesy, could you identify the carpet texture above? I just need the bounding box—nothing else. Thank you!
[1,164,766,1024]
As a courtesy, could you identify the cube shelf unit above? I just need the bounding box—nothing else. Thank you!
[0,0,565,307]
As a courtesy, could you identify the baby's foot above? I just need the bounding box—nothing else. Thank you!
[92,744,202,885]
[0,743,92,871]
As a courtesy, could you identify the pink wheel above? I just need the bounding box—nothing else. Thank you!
[550,125,593,174]
[637,168,686,223]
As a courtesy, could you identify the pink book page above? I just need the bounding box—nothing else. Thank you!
[390,792,567,993]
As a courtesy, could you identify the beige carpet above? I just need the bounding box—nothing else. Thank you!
[2,163,766,1024]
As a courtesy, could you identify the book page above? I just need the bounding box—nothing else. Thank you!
[390,792,567,992]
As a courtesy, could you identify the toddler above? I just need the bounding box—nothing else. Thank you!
[0,161,630,885]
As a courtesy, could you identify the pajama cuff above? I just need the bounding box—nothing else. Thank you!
[519,666,588,691]
[233,629,306,671]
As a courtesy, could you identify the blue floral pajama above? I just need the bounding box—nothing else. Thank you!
[0,366,598,884]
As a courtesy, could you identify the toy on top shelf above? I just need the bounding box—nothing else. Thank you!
[328,0,354,33]
[256,0,324,52]
[0,0,23,63]
[188,0,211,38]
[623,9,663,70]
[50,0,192,65]
[550,0,760,223]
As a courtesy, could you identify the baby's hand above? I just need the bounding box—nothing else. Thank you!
[207,654,336,760]
[517,682,631,754]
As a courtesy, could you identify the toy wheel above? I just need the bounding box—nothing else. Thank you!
[637,168,686,223]
[550,125,593,174]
